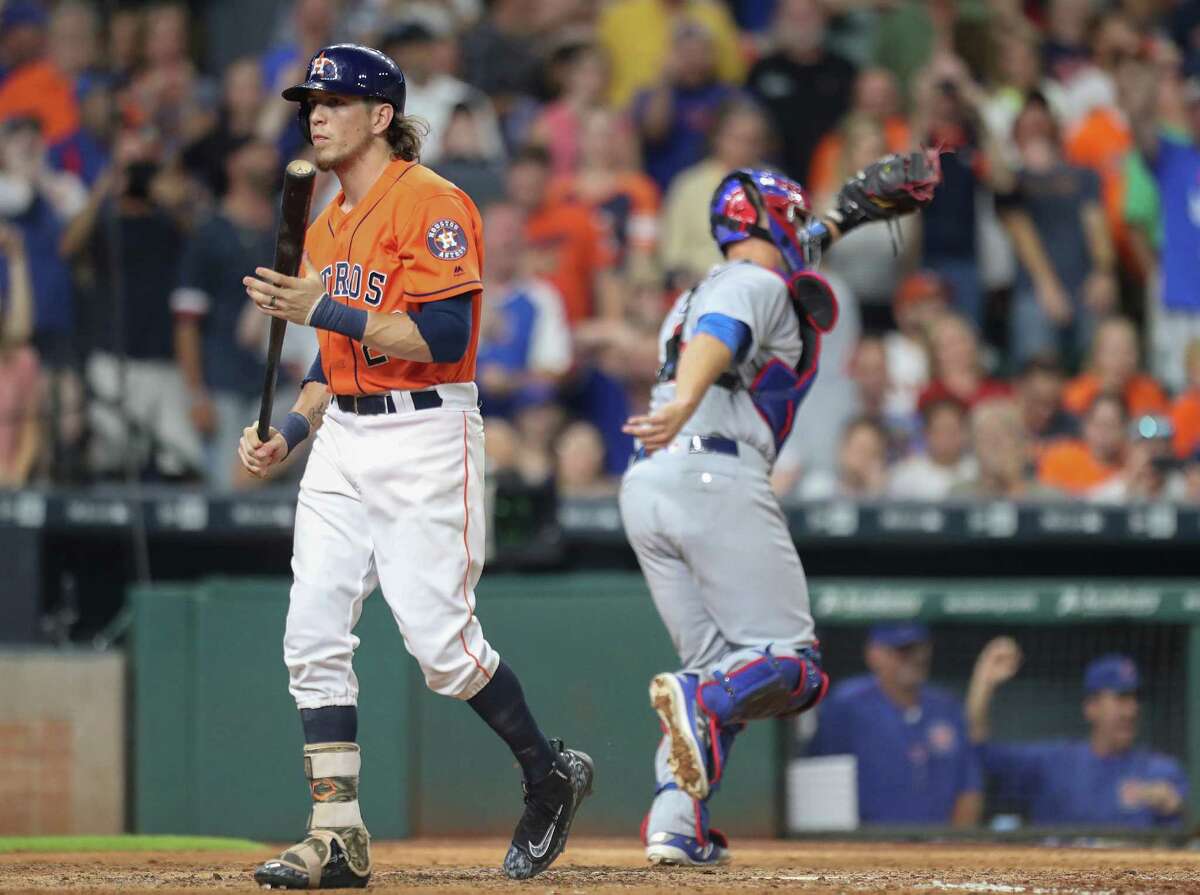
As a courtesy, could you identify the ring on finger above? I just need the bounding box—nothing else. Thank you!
[268,296,277,309]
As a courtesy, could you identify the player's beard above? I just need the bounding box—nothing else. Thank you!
[314,128,374,173]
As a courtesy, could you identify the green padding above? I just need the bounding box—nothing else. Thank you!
[133,578,413,841]
[0,835,264,853]
[131,573,778,839]
[415,573,776,836]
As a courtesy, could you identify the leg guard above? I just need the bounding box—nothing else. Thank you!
[254,743,372,889]
[698,645,829,728]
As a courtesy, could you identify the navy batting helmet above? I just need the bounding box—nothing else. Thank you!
[282,44,407,143]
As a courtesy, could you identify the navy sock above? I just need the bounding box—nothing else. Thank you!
[467,661,557,784]
[300,706,358,743]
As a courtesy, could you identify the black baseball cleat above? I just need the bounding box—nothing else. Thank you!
[253,830,370,889]
[502,739,594,880]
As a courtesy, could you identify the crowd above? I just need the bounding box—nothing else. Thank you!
[5,0,1200,501]
[807,627,1188,829]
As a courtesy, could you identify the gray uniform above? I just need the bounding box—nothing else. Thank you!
[618,260,817,839]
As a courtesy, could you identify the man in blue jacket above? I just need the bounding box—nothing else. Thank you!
[966,640,1187,827]
[810,622,982,826]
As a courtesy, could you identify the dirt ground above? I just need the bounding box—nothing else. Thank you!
[2,839,1199,894]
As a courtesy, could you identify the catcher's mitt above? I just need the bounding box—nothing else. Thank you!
[829,148,942,234]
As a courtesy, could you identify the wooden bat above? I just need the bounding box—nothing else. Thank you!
[257,159,316,443]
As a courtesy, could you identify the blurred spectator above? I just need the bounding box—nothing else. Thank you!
[951,399,1055,500]
[981,24,1068,169]
[1170,338,1200,459]
[885,272,945,417]
[530,42,610,178]
[432,102,508,209]
[818,115,919,322]
[383,22,503,166]
[554,420,617,497]
[1000,93,1116,368]
[512,401,563,487]
[49,74,116,189]
[1123,53,1200,391]
[911,52,1014,327]
[549,108,660,280]
[1060,13,1143,275]
[484,415,555,487]
[919,312,1011,409]
[632,20,737,193]
[888,396,975,500]
[810,622,982,826]
[745,0,855,183]
[171,141,278,490]
[182,57,268,199]
[0,117,85,365]
[62,149,201,482]
[1037,391,1128,500]
[260,0,335,100]
[0,116,86,480]
[598,0,745,108]
[808,68,911,199]
[476,203,572,418]
[659,98,767,289]
[1062,316,1167,418]
[459,0,540,109]
[124,4,211,155]
[106,7,144,80]
[1016,354,1077,460]
[1042,0,1094,86]
[849,335,916,460]
[507,145,619,325]
[0,223,42,488]
[1123,414,1188,501]
[797,415,890,500]
[968,640,1187,828]
[0,1,79,144]
[47,1,100,84]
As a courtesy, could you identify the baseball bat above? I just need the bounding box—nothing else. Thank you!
[256,159,317,443]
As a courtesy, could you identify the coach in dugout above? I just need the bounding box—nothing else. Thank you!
[810,622,983,826]
[967,640,1188,827]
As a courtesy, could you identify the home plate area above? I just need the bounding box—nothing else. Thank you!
[3,840,1199,894]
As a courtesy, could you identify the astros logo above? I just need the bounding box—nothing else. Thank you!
[310,52,338,80]
[426,219,468,261]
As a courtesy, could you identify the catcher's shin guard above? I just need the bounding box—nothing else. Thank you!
[254,743,372,889]
[698,646,828,729]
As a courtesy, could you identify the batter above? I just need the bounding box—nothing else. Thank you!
[620,160,939,866]
[237,44,592,886]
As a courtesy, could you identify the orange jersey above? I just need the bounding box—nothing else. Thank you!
[305,159,484,395]
[1062,372,1168,418]
[1037,439,1122,494]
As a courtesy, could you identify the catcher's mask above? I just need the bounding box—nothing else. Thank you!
[709,169,818,274]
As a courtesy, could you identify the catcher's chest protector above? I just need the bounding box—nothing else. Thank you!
[747,270,837,451]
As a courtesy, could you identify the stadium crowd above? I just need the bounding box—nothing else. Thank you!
[3,0,1200,502]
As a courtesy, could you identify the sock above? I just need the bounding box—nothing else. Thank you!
[301,706,358,744]
[467,660,557,784]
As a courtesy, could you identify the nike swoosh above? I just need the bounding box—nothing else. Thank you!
[528,805,563,859]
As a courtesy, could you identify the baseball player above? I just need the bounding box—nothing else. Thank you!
[619,156,939,865]
[236,45,592,887]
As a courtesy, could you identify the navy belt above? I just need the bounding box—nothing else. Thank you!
[633,435,738,463]
[335,391,443,415]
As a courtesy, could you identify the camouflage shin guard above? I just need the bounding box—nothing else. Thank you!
[274,743,372,886]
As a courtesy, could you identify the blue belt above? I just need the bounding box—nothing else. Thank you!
[633,435,739,463]
[335,391,443,415]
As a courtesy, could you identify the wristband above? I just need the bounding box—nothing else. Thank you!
[306,293,368,340]
[279,411,311,456]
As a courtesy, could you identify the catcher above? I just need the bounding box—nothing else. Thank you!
[618,152,940,865]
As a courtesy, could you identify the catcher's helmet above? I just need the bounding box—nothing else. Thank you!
[282,44,407,143]
[710,169,815,273]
